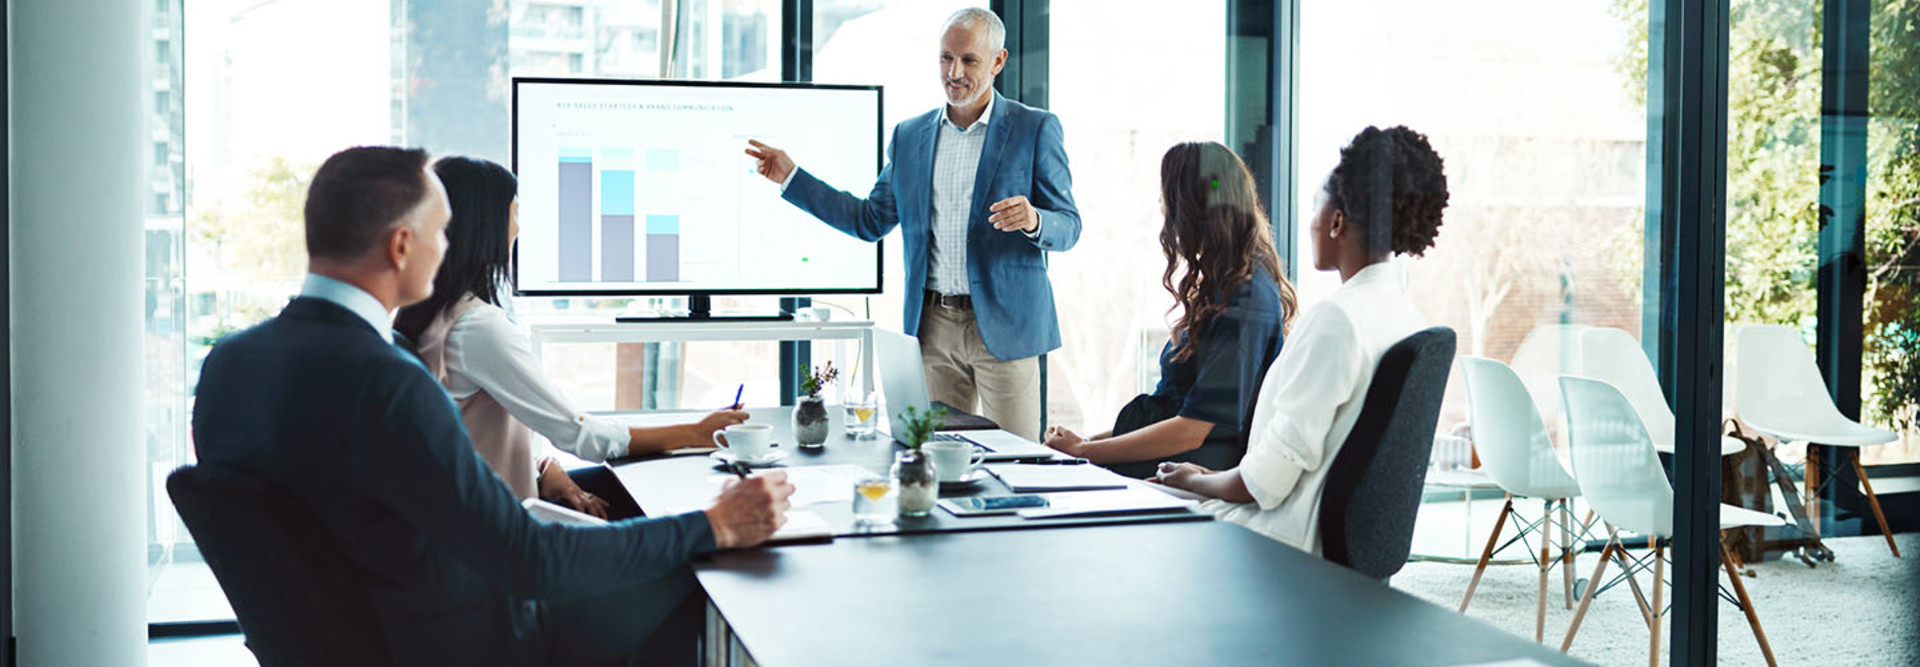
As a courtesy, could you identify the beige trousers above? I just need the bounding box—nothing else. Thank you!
[917,303,1041,441]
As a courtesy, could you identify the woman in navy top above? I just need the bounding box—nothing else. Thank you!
[1043,141,1296,478]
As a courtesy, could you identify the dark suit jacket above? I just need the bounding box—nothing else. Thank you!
[783,94,1081,360]
[192,297,715,666]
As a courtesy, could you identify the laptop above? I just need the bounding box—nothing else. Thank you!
[873,329,1062,461]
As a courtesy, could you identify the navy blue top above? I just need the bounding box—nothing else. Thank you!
[1151,267,1288,448]
[193,297,716,666]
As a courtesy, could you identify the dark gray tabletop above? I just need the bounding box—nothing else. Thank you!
[608,408,1211,537]
[695,520,1589,667]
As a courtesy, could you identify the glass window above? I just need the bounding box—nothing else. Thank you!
[1046,1,1228,432]
[1863,0,1919,464]
[1296,0,1646,461]
[162,3,795,625]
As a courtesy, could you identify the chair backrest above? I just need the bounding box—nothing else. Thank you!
[1457,356,1581,499]
[1735,323,1854,437]
[1559,377,1673,538]
[167,465,393,667]
[1509,324,1590,424]
[1578,327,1676,450]
[1319,327,1457,581]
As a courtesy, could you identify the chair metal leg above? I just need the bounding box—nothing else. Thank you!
[1537,499,1552,643]
[1721,541,1778,667]
[1606,527,1654,630]
[1561,537,1618,652]
[1852,451,1901,558]
[1460,497,1513,613]
[1649,538,1664,667]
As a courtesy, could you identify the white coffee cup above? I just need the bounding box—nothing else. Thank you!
[714,423,774,461]
[925,440,985,482]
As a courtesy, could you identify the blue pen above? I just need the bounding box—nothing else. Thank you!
[729,384,744,410]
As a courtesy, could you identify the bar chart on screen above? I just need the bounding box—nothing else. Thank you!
[515,80,882,296]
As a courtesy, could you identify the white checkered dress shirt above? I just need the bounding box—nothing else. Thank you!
[927,95,995,295]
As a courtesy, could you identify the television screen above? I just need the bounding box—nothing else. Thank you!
[512,78,883,296]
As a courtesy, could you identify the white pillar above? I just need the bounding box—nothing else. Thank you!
[10,0,149,664]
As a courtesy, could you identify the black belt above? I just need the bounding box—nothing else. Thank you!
[926,291,972,310]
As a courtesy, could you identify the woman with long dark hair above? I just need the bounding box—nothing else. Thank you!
[1041,141,1297,478]
[1154,126,1448,553]
[396,157,746,518]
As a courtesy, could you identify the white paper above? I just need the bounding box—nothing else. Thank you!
[984,463,1131,492]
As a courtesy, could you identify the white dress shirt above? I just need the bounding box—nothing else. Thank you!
[442,300,633,462]
[300,274,393,343]
[1203,262,1427,553]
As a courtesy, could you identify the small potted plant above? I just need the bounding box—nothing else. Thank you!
[791,361,838,448]
[891,405,946,517]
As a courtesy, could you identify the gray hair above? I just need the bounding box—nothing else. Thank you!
[944,7,1006,52]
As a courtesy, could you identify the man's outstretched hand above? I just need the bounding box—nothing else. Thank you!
[745,140,796,185]
[705,471,794,549]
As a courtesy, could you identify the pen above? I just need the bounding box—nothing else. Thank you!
[728,384,744,410]
[1028,457,1090,465]
[724,460,753,479]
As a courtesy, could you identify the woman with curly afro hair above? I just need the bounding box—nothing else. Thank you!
[1154,125,1448,554]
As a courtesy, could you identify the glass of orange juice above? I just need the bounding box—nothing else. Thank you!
[851,474,895,526]
[844,391,879,439]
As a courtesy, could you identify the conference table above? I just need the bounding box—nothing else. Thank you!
[605,408,1586,667]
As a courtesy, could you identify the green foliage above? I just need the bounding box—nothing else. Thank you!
[799,361,838,398]
[896,405,946,450]
[192,157,313,283]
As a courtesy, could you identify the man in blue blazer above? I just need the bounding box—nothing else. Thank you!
[746,7,1079,440]
[193,146,794,666]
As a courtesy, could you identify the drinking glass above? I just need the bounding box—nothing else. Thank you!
[844,391,879,439]
[851,474,896,526]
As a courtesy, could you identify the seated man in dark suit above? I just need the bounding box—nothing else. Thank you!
[192,146,794,667]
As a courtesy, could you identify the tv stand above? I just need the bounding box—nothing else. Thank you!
[615,295,794,322]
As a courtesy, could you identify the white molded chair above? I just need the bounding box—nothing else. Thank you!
[1735,324,1901,557]
[1578,327,1745,457]
[1559,376,1785,667]
[1510,324,1591,427]
[1456,356,1592,643]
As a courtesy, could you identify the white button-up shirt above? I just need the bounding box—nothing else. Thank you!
[1204,262,1428,553]
[442,299,633,462]
[925,92,996,295]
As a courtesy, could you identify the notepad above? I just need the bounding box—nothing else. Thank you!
[984,463,1130,492]
[523,498,611,526]
[766,509,834,544]
[534,497,833,545]
[1014,487,1197,519]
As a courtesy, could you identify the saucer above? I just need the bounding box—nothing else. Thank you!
[710,448,788,468]
[937,469,989,490]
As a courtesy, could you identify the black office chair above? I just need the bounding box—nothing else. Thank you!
[167,464,394,667]
[1317,327,1457,582]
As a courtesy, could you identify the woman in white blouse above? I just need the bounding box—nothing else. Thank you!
[1153,126,1449,553]
[395,157,747,518]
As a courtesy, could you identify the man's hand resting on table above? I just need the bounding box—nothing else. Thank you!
[705,471,794,549]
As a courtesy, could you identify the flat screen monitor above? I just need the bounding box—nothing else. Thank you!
[512,78,883,297]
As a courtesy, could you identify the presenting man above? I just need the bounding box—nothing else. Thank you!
[193,146,793,666]
[746,7,1080,441]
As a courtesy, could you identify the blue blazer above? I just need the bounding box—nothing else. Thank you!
[192,298,716,666]
[783,94,1081,361]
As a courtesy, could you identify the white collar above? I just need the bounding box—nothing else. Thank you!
[943,90,996,132]
[1343,261,1402,291]
[300,273,394,343]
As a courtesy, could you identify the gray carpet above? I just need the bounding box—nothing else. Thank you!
[1391,533,1920,666]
